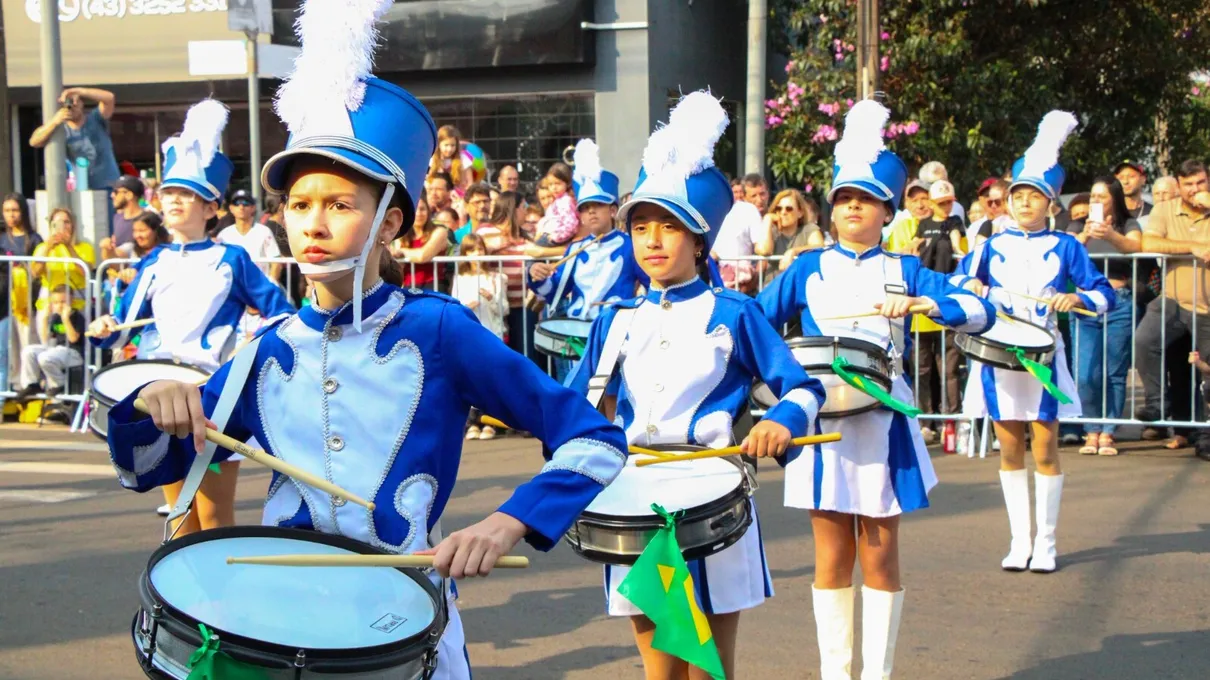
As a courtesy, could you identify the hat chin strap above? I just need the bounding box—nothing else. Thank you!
[296,184,396,333]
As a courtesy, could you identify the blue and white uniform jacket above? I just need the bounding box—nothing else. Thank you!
[95,240,294,373]
[568,276,823,616]
[530,230,647,321]
[951,226,1116,422]
[757,244,995,516]
[107,283,629,556]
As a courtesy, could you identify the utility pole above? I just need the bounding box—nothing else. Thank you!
[39,0,67,209]
[855,0,880,100]
[743,0,767,175]
[246,30,261,210]
[0,6,13,192]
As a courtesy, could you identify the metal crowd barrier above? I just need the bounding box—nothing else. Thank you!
[6,248,1210,457]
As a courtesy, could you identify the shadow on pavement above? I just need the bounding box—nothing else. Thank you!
[1000,629,1210,680]
[470,645,637,679]
[1060,523,1210,568]
[463,586,605,649]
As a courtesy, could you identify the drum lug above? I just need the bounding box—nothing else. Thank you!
[294,649,306,668]
[422,648,440,679]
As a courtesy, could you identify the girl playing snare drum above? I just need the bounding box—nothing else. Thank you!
[104,3,629,678]
[953,111,1115,575]
[756,101,995,680]
[568,91,825,680]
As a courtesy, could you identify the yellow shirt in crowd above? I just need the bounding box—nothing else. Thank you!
[31,240,97,311]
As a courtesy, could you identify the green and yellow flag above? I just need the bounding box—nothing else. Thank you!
[186,624,269,680]
[617,504,725,680]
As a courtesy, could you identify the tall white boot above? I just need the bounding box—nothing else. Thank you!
[999,469,1033,571]
[1030,472,1064,573]
[860,586,904,680]
[812,585,854,680]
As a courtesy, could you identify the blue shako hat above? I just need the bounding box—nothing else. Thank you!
[260,0,437,331]
[160,99,234,203]
[572,139,620,206]
[1010,111,1078,201]
[828,100,908,210]
[617,91,733,254]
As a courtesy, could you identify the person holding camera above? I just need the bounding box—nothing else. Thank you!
[29,87,120,190]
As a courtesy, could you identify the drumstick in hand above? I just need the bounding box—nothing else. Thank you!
[635,432,843,467]
[1003,290,1097,317]
[818,304,934,321]
[227,554,529,568]
[480,414,674,458]
[549,236,598,268]
[132,398,375,511]
[84,317,155,337]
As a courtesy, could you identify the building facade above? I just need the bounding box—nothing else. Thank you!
[4,0,750,198]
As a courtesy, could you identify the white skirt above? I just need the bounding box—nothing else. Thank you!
[783,377,937,517]
[432,593,472,680]
[603,499,772,616]
[962,338,1081,422]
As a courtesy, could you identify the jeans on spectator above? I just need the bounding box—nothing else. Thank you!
[507,307,540,367]
[20,344,83,389]
[913,330,960,414]
[1134,296,1210,422]
[0,316,9,408]
[1167,334,1201,441]
[1074,288,1136,435]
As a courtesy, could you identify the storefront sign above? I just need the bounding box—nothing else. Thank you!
[23,0,228,23]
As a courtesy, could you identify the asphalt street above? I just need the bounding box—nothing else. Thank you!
[1,423,1208,679]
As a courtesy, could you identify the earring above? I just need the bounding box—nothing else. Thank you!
[695,251,702,258]
[378,239,387,246]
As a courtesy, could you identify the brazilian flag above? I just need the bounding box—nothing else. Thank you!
[617,504,725,679]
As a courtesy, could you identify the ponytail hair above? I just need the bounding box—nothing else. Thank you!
[379,251,404,287]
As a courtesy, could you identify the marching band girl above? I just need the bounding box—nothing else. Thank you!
[89,99,294,535]
[757,101,995,680]
[104,2,629,678]
[569,92,825,680]
[952,111,1115,574]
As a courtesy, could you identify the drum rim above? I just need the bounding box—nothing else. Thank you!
[752,334,892,412]
[140,526,443,668]
[535,317,593,341]
[91,359,211,407]
[956,317,1056,353]
[579,445,749,526]
[784,334,891,356]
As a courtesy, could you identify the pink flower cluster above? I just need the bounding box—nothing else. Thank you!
[812,125,839,144]
[832,38,855,61]
[818,102,841,116]
[767,115,784,128]
[804,182,814,193]
[884,121,921,138]
[880,55,890,72]
[1193,86,1203,96]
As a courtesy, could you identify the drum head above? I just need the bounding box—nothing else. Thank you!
[584,457,741,517]
[537,318,593,340]
[977,316,1055,351]
[148,531,436,650]
[93,360,210,405]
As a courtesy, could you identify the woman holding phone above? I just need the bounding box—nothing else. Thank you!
[1067,176,1142,456]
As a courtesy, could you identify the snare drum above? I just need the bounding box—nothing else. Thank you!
[565,446,754,565]
[88,360,211,440]
[752,336,893,418]
[133,526,445,679]
[534,317,593,358]
[956,316,1055,371]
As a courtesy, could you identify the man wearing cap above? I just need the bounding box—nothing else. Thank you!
[884,179,933,252]
[918,160,966,222]
[216,189,282,281]
[1114,160,1152,221]
[969,178,1011,250]
[104,175,146,257]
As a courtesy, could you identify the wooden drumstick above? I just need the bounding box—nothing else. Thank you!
[84,317,155,337]
[480,415,511,430]
[549,236,598,268]
[818,304,934,321]
[1003,290,1097,317]
[132,397,375,511]
[226,553,530,568]
[629,444,677,459]
[480,414,674,459]
[635,432,843,467]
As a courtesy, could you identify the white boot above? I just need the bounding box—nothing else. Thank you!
[1030,472,1064,573]
[812,585,854,680]
[860,586,904,680]
[999,469,1032,571]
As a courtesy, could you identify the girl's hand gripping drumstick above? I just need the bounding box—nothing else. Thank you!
[1005,289,1097,317]
[227,554,529,568]
[635,432,843,467]
[84,317,155,338]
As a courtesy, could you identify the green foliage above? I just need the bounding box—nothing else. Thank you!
[766,0,1210,201]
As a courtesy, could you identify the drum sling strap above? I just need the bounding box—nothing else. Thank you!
[547,237,594,320]
[586,307,638,410]
[164,333,265,541]
[882,254,908,369]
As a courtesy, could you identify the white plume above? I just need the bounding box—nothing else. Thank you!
[273,0,395,135]
[642,90,729,180]
[161,99,228,167]
[1021,110,1078,179]
[834,100,889,168]
[572,139,602,184]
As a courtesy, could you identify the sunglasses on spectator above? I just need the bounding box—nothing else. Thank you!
[231,200,255,207]
[774,205,797,213]
[986,199,1003,206]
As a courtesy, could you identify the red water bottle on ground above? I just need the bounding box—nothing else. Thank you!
[942,421,957,454]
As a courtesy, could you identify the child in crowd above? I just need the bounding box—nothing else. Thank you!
[427,124,472,196]
[451,233,509,340]
[534,163,578,247]
[15,285,84,402]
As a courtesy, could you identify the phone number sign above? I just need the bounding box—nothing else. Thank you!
[24,0,228,23]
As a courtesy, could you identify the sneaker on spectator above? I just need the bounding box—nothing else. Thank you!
[1135,406,1162,422]
[156,504,171,516]
[465,426,481,441]
[14,384,41,403]
[479,426,497,440]
[1140,427,1163,441]
[1060,433,1081,446]
[920,426,937,444]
